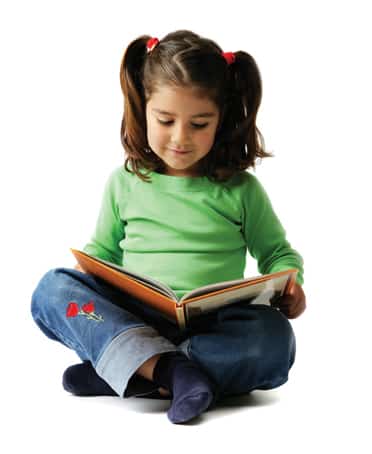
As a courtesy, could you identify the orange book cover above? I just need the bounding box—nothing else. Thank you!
[71,248,298,329]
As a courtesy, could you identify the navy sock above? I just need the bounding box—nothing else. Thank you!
[63,361,173,399]
[152,352,215,424]
[62,361,117,396]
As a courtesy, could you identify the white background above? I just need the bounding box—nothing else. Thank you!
[1,0,371,452]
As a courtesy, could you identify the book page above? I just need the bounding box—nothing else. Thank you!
[77,252,178,300]
[184,275,289,321]
[180,274,267,302]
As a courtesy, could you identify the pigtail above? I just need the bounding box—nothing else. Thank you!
[220,51,273,173]
[119,35,159,180]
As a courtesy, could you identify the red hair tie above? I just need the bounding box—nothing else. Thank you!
[222,52,236,65]
[146,37,159,53]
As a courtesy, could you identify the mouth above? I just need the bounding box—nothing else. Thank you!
[169,148,191,154]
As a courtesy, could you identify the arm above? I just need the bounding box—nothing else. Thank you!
[83,168,126,265]
[242,174,306,318]
[243,173,304,284]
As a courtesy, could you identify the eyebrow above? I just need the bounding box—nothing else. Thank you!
[152,108,216,118]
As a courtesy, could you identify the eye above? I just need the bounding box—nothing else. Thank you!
[157,120,208,129]
[192,123,208,129]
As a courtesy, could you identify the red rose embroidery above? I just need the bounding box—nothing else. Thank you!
[66,300,104,322]
[82,301,95,314]
[66,302,79,317]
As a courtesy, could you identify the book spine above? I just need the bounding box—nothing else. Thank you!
[175,306,186,330]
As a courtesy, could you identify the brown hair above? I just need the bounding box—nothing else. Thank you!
[119,29,273,183]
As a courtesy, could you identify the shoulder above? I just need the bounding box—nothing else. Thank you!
[103,164,134,196]
[226,170,266,197]
[224,171,274,217]
[107,164,132,181]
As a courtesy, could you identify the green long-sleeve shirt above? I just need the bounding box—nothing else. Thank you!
[83,165,304,300]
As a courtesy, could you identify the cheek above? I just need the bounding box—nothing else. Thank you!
[147,128,154,146]
[147,123,163,147]
[200,129,217,149]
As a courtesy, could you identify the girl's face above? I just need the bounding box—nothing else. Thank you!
[145,85,220,177]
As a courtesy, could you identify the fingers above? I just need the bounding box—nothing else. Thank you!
[285,301,306,319]
[272,294,306,319]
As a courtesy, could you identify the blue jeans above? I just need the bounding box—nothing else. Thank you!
[30,267,296,402]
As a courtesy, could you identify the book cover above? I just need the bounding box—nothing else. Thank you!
[71,248,297,329]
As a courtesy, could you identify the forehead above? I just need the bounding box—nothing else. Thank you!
[147,85,218,117]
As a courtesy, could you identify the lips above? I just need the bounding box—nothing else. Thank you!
[169,148,190,153]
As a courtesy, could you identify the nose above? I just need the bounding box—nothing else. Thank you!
[171,122,191,146]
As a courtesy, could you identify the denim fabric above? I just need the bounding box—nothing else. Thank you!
[31,267,296,401]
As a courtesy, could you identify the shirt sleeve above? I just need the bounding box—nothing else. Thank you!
[82,168,125,265]
[242,173,304,285]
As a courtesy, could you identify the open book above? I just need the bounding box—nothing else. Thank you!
[71,248,298,330]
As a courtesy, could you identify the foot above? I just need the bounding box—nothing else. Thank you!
[153,352,215,424]
[63,362,171,399]
[62,361,117,396]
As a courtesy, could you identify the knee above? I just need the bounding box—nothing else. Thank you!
[186,305,297,395]
[248,307,296,386]
[252,306,295,363]
[31,267,76,319]
[218,304,295,362]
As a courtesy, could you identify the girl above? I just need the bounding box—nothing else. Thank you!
[31,30,306,424]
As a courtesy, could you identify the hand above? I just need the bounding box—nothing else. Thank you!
[272,283,306,319]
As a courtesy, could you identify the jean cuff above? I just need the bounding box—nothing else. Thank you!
[95,326,178,397]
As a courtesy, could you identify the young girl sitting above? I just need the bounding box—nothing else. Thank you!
[31,29,306,424]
